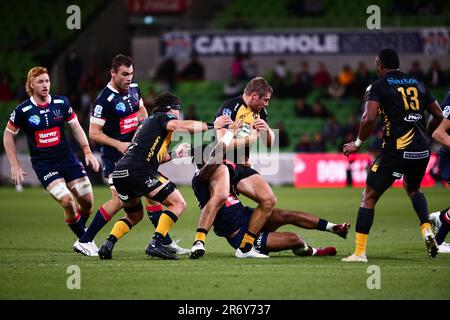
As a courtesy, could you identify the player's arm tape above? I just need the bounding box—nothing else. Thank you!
[6,127,19,135]
[354,137,365,148]
[221,131,234,147]
[90,116,106,126]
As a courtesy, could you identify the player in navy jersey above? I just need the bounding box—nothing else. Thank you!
[429,92,450,253]
[74,55,190,256]
[341,49,444,262]
[3,67,100,252]
[191,77,278,258]
[189,144,349,259]
[97,92,231,260]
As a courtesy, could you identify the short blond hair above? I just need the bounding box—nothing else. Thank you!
[244,77,273,98]
[26,67,48,97]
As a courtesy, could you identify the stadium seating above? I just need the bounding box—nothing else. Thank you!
[137,80,450,152]
[0,0,107,92]
[211,0,450,29]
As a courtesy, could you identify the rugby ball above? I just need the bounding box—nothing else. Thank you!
[235,123,252,138]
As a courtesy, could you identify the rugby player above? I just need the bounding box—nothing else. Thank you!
[97,92,231,260]
[192,77,279,258]
[429,92,450,253]
[189,144,348,258]
[3,67,99,251]
[341,48,443,262]
[74,54,189,256]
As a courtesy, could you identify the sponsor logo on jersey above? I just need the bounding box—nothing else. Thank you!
[22,105,32,112]
[35,127,61,147]
[118,193,129,201]
[386,77,418,85]
[52,109,63,121]
[28,115,41,127]
[392,171,403,178]
[43,171,59,181]
[443,105,450,118]
[39,109,50,114]
[107,93,115,102]
[10,111,16,122]
[403,113,422,122]
[119,111,139,134]
[53,109,61,117]
[223,108,232,116]
[115,102,126,115]
[54,99,64,104]
[93,105,103,118]
[145,178,159,188]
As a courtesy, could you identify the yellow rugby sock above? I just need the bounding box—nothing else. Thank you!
[195,228,208,243]
[420,222,432,239]
[355,232,368,256]
[155,211,178,237]
[110,219,131,240]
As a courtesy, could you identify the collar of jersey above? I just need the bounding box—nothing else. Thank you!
[107,83,122,94]
[30,95,52,108]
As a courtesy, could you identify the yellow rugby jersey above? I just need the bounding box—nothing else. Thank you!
[214,95,268,163]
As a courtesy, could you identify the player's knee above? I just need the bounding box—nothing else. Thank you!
[128,212,143,225]
[212,191,228,206]
[111,194,122,209]
[261,194,277,211]
[170,197,186,214]
[287,233,302,247]
[59,194,75,209]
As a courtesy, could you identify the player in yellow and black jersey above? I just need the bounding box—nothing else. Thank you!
[342,48,444,262]
[191,77,278,258]
[97,92,232,260]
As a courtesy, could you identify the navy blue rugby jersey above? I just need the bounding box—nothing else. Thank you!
[90,83,143,158]
[8,95,77,161]
[439,90,450,154]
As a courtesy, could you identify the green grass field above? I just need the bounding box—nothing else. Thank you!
[0,186,449,300]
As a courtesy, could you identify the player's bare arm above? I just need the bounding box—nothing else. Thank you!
[3,123,27,185]
[432,117,450,149]
[166,115,232,133]
[343,100,379,157]
[138,98,148,122]
[425,100,444,136]
[89,122,130,154]
[252,118,275,147]
[69,119,100,172]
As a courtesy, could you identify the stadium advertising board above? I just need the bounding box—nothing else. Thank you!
[161,29,449,57]
[294,153,437,188]
[128,0,188,13]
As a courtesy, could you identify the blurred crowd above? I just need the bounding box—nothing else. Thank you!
[1,49,449,157]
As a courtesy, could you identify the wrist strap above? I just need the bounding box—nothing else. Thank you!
[206,122,214,129]
[221,131,234,146]
[354,138,365,148]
